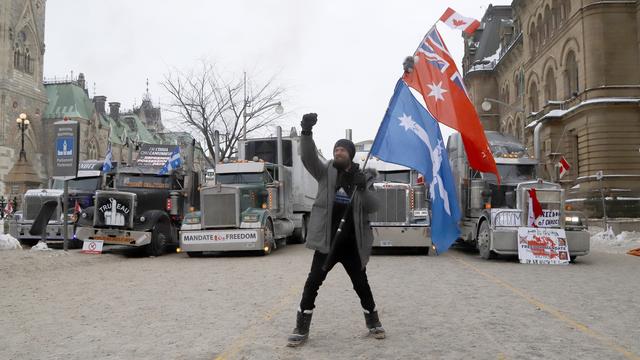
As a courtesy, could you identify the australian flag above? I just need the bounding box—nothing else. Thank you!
[370,79,461,254]
[102,142,113,172]
[158,147,182,175]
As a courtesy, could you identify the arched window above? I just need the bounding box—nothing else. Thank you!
[24,49,31,74]
[529,81,540,112]
[564,51,579,98]
[545,68,557,102]
[88,139,98,160]
[537,14,544,44]
[545,5,552,36]
[529,22,537,54]
[562,2,571,21]
[14,49,20,69]
[552,0,561,28]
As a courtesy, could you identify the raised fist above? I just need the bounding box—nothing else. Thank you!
[301,113,318,131]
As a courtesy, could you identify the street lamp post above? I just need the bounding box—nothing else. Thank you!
[16,113,30,161]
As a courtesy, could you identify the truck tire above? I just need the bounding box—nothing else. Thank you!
[145,224,167,257]
[262,220,275,256]
[291,215,308,244]
[477,220,496,260]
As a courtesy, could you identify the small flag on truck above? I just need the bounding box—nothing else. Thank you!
[558,156,571,179]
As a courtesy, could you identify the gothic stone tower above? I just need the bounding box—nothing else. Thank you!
[0,0,48,196]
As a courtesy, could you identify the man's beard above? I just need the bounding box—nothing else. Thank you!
[332,157,351,170]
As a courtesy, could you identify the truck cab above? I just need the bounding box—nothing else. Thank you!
[10,160,114,248]
[354,153,431,252]
[179,126,317,256]
[75,144,199,256]
[447,131,590,260]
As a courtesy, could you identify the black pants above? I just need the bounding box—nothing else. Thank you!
[299,241,376,312]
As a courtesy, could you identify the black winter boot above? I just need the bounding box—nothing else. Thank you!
[287,309,313,347]
[364,309,386,339]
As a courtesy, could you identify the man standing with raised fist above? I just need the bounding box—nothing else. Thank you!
[287,113,385,347]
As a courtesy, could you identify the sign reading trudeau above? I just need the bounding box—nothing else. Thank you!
[52,120,80,179]
[517,227,570,265]
[81,240,103,254]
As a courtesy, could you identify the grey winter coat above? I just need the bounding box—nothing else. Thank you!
[301,133,379,269]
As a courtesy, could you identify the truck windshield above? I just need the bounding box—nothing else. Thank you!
[116,175,172,189]
[52,177,101,191]
[216,172,271,185]
[483,164,536,183]
[376,171,410,183]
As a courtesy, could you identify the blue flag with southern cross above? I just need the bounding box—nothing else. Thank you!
[102,142,113,172]
[370,79,461,254]
[158,146,182,175]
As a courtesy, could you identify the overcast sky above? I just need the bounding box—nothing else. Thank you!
[44,0,511,156]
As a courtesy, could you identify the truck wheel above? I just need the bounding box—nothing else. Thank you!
[291,215,308,244]
[477,221,496,260]
[145,224,167,257]
[262,220,275,256]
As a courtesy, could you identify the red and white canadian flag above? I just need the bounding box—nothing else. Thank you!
[4,200,13,215]
[74,200,82,214]
[558,156,571,179]
[439,7,481,35]
[527,188,544,227]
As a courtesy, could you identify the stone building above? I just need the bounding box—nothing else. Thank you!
[462,1,640,217]
[0,0,48,198]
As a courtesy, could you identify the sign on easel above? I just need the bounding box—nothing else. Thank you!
[81,240,103,254]
[517,227,570,265]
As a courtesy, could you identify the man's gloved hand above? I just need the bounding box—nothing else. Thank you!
[301,113,318,132]
[353,171,367,191]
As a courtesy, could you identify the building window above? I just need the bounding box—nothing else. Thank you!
[88,139,98,160]
[545,68,557,102]
[562,2,571,21]
[544,5,552,37]
[564,51,579,98]
[529,22,537,55]
[529,82,539,112]
[552,0,561,28]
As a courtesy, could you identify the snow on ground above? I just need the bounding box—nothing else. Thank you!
[0,233,22,250]
[589,225,640,254]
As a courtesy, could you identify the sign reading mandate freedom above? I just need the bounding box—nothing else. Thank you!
[52,120,80,179]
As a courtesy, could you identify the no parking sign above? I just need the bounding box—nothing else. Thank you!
[81,240,103,254]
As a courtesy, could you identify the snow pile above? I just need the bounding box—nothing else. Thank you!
[590,226,640,254]
[0,234,22,250]
[30,241,52,251]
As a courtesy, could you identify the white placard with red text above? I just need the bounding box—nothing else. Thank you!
[517,227,570,265]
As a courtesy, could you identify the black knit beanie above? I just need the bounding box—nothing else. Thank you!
[334,139,356,160]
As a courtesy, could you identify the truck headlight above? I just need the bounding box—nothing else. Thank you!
[565,216,580,224]
[242,214,259,222]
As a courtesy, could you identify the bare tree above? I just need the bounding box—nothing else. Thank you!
[162,61,285,167]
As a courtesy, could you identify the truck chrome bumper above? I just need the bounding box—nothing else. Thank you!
[492,228,590,256]
[371,225,431,247]
[75,227,152,247]
[179,229,265,252]
[15,222,75,242]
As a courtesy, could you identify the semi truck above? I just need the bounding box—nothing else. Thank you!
[354,153,432,252]
[10,160,114,248]
[178,127,318,256]
[75,144,199,256]
[446,131,590,260]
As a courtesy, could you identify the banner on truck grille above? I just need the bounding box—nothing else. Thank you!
[181,230,259,244]
[517,227,570,265]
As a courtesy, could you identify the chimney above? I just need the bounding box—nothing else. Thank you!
[109,102,121,120]
[77,73,86,90]
[93,95,107,115]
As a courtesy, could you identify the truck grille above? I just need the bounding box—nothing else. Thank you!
[93,191,135,229]
[24,195,60,221]
[371,187,408,223]
[525,188,563,228]
[202,192,238,228]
